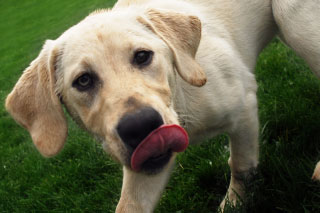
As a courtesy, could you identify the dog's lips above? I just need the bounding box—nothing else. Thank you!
[131,124,189,172]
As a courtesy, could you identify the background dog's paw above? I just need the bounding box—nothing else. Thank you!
[312,161,320,181]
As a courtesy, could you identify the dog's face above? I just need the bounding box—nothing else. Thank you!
[60,11,182,171]
[6,8,206,173]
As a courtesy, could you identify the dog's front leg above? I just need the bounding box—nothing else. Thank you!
[116,157,175,213]
[221,94,259,210]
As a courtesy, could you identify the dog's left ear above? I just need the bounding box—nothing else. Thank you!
[5,40,67,157]
[138,9,207,87]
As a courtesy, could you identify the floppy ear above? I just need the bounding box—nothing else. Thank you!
[138,9,207,87]
[5,40,67,157]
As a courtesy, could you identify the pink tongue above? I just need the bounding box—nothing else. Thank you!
[131,124,189,172]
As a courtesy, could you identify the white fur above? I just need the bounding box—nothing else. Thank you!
[6,0,320,212]
[114,0,320,211]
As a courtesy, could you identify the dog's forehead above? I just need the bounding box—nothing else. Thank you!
[57,8,159,66]
[61,9,149,45]
[56,11,135,59]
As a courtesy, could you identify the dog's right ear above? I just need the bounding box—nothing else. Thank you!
[5,40,67,157]
[138,9,207,87]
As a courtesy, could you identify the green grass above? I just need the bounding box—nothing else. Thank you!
[1,1,320,212]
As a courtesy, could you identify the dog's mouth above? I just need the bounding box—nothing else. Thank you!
[131,124,189,172]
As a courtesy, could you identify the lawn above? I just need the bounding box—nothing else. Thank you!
[1,0,320,212]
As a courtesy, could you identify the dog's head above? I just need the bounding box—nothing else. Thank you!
[5,8,206,173]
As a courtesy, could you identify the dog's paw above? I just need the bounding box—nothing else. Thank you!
[219,196,230,212]
[312,161,320,181]
[219,188,243,212]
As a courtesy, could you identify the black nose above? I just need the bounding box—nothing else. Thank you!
[116,107,164,150]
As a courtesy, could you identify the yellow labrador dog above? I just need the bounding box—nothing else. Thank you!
[5,0,320,212]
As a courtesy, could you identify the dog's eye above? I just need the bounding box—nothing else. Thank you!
[73,73,94,91]
[133,50,153,66]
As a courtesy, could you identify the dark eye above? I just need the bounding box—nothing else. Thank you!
[73,73,94,91]
[133,50,153,66]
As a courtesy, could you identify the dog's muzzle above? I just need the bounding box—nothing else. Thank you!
[116,107,189,173]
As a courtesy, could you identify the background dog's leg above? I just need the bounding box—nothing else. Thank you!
[116,157,175,213]
[272,0,320,179]
[220,93,259,210]
[272,0,320,78]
